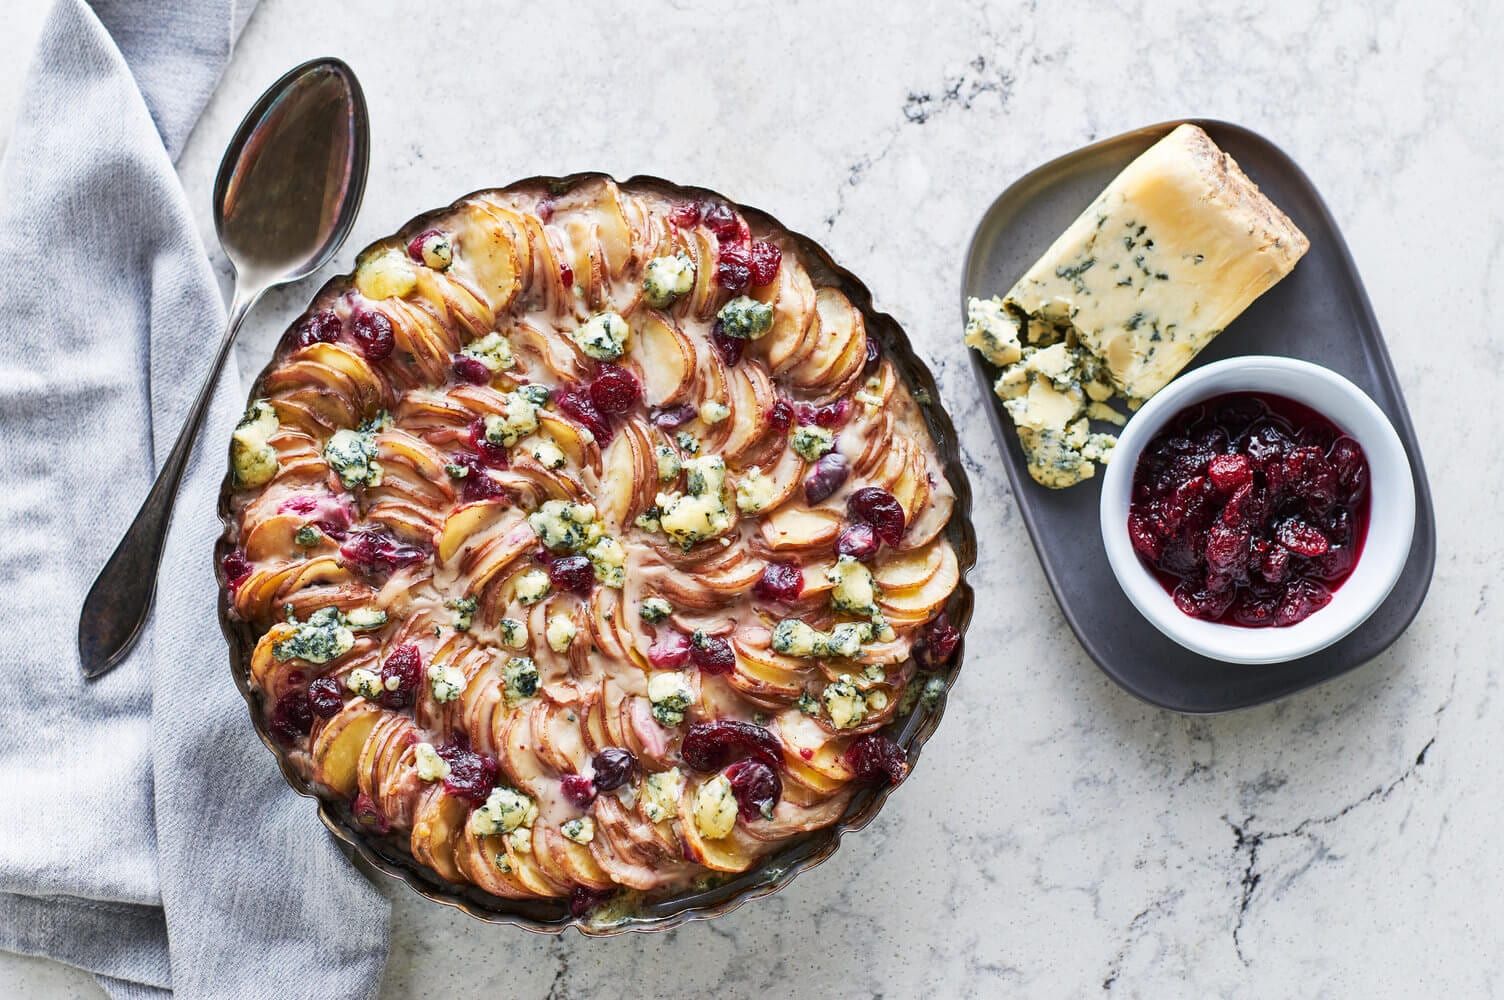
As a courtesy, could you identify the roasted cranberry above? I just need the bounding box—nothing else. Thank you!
[648,633,692,670]
[559,262,574,288]
[294,309,341,348]
[554,385,612,442]
[1127,512,1162,563]
[452,356,491,385]
[670,202,702,228]
[847,487,906,546]
[914,614,961,668]
[307,676,345,718]
[711,323,746,365]
[862,336,882,375]
[843,734,907,785]
[681,719,782,771]
[650,402,698,430]
[591,748,636,791]
[717,241,751,291]
[352,792,390,834]
[748,241,782,286]
[836,522,881,560]
[689,632,735,675]
[767,398,794,437]
[702,203,740,240]
[815,398,852,428]
[1204,522,1250,575]
[465,418,510,468]
[340,527,426,575]
[803,453,850,505]
[1207,453,1252,493]
[1274,517,1330,557]
[378,644,423,710]
[451,453,506,503]
[725,759,782,820]
[279,494,320,516]
[268,690,313,745]
[351,310,395,360]
[560,774,596,808]
[436,741,498,805]
[569,886,616,919]
[1173,581,1237,621]
[1275,578,1332,626]
[754,561,804,602]
[222,550,252,592]
[549,554,594,594]
[588,364,642,414]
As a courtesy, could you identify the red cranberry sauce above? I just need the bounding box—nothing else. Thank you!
[1127,393,1370,628]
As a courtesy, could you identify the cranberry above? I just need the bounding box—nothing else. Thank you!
[1328,436,1368,503]
[536,198,555,222]
[754,561,804,602]
[560,774,596,808]
[702,203,740,240]
[450,452,506,503]
[814,398,852,428]
[689,632,735,675]
[588,364,641,414]
[378,644,423,710]
[406,229,443,263]
[670,202,702,228]
[748,241,782,286]
[836,522,881,560]
[294,309,341,348]
[452,356,491,385]
[222,550,252,592]
[549,554,594,594]
[307,676,345,718]
[554,385,612,442]
[569,886,616,919]
[914,614,961,668]
[767,398,794,437]
[465,418,510,468]
[268,690,313,745]
[1173,581,1237,621]
[591,748,636,791]
[1275,578,1332,626]
[1207,453,1252,493]
[648,633,692,670]
[843,734,907,785]
[436,740,498,805]
[716,242,751,292]
[351,310,395,361]
[279,495,320,516]
[1275,517,1330,557]
[352,792,390,834]
[1127,512,1162,563]
[725,759,782,820]
[847,487,906,546]
[711,323,746,365]
[340,526,426,575]
[559,262,574,288]
[863,336,882,375]
[680,719,782,771]
[650,403,698,430]
[1204,522,1250,575]
[803,453,850,505]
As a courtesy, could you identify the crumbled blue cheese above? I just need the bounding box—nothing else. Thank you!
[514,565,550,604]
[638,597,673,624]
[414,741,451,781]
[734,466,779,513]
[572,311,631,360]
[656,455,731,549]
[699,401,730,425]
[506,825,532,854]
[770,618,874,660]
[674,431,700,455]
[796,691,820,715]
[693,775,738,839]
[324,427,382,489]
[470,786,538,836]
[527,500,602,553]
[634,507,662,533]
[789,425,834,461]
[484,390,541,447]
[346,667,382,700]
[428,662,466,703]
[462,331,515,372]
[518,383,551,407]
[498,617,528,649]
[231,399,280,488]
[822,674,868,729]
[271,607,355,664]
[561,816,596,844]
[647,671,694,727]
[529,437,567,469]
[716,296,774,340]
[862,663,886,685]
[655,445,682,481]
[920,674,947,709]
[585,535,626,588]
[344,607,387,631]
[503,656,540,702]
[827,556,879,616]
[642,253,696,308]
[546,614,577,653]
[294,525,322,547]
[823,621,873,658]
[415,232,453,270]
[447,595,477,631]
[639,768,684,823]
[963,295,1024,367]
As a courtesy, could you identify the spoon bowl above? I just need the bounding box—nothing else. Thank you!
[77,57,370,679]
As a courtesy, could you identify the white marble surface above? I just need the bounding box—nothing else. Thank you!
[4,0,1501,995]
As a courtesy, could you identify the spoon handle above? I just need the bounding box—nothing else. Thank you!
[77,285,262,679]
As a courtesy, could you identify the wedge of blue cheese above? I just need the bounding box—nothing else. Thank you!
[966,124,1308,488]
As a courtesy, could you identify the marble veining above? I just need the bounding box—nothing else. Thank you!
[3,0,1501,995]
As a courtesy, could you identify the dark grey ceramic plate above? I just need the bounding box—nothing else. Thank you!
[962,119,1436,714]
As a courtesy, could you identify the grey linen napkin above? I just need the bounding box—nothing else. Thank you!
[0,1,390,996]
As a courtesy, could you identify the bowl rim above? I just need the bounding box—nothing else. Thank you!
[214,171,978,934]
[1098,355,1415,664]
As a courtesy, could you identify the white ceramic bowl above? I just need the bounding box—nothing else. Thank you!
[1099,356,1415,664]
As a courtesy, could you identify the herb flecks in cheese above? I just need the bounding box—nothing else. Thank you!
[642,253,696,308]
[470,786,538,836]
[572,311,631,361]
[639,768,684,823]
[231,399,280,488]
[648,671,694,727]
[414,742,451,781]
[462,331,515,372]
[271,607,354,664]
[693,774,738,839]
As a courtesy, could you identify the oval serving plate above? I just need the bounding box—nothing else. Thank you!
[961,120,1435,714]
[216,174,977,933]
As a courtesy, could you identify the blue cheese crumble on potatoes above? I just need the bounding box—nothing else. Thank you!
[964,123,1308,488]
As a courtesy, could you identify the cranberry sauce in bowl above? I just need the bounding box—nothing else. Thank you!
[1127,393,1370,627]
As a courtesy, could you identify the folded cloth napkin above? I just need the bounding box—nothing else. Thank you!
[0,2,390,997]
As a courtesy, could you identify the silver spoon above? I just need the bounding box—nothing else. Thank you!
[77,57,369,679]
